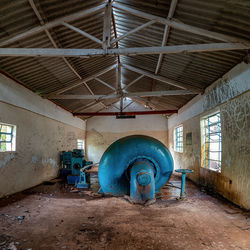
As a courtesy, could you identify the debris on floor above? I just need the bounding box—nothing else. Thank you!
[0,175,249,249]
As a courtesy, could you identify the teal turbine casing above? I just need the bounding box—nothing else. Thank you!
[98,135,174,203]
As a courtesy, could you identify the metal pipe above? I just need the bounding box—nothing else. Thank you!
[73,110,177,116]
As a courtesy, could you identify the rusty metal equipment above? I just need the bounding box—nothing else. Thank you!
[98,135,174,204]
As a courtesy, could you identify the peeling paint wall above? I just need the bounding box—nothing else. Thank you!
[0,74,86,197]
[168,62,250,209]
[86,102,168,163]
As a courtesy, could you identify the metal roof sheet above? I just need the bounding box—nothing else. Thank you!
[0,0,249,118]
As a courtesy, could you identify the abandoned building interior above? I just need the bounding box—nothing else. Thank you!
[0,0,250,249]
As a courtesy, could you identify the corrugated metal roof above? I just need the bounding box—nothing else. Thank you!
[0,0,249,118]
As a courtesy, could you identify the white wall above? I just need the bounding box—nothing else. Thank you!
[0,74,85,130]
[168,62,250,130]
[167,62,250,209]
[86,101,168,163]
[0,73,86,197]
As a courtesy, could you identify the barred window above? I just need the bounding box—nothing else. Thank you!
[174,125,183,153]
[77,139,84,150]
[0,123,16,152]
[201,112,222,172]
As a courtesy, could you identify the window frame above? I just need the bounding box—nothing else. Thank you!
[174,124,183,153]
[77,139,85,150]
[0,123,16,152]
[200,111,222,173]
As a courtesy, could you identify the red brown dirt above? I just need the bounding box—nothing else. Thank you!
[0,175,249,250]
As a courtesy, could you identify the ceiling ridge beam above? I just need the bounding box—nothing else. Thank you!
[0,3,106,47]
[112,2,249,45]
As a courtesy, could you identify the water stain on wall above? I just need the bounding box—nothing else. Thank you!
[0,153,14,168]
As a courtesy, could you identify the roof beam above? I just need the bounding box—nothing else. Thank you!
[155,0,178,74]
[112,2,249,45]
[103,2,112,49]
[62,22,103,45]
[46,64,117,96]
[111,20,156,45]
[126,90,194,97]
[49,94,118,100]
[122,74,144,90]
[1,43,249,58]
[111,10,120,63]
[74,110,178,116]
[28,0,107,109]
[121,63,199,92]
[48,90,195,100]
[0,3,106,47]
[95,77,116,90]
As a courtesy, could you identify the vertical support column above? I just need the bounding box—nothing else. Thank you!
[116,63,123,112]
[180,173,186,199]
[103,1,112,50]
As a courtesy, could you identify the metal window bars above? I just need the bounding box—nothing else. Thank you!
[175,125,183,152]
[203,112,222,172]
[0,124,14,151]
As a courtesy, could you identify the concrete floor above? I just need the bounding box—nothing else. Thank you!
[0,175,249,250]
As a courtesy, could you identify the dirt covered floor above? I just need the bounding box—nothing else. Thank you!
[0,175,249,250]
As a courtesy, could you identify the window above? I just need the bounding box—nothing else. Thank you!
[174,125,183,152]
[201,111,222,172]
[0,123,16,152]
[77,139,84,150]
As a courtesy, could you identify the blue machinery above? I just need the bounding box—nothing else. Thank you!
[175,169,194,199]
[98,135,174,204]
[61,149,93,187]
